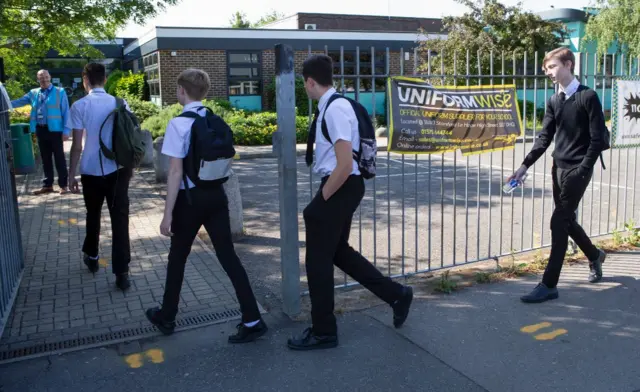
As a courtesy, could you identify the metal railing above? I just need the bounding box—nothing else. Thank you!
[0,83,24,337]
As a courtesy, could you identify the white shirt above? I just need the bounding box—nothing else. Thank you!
[68,88,130,176]
[161,101,207,189]
[313,88,360,177]
[559,77,580,98]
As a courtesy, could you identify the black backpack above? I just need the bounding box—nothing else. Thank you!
[178,107,236,202]
[320,94,377,179]
[98,97,145,176]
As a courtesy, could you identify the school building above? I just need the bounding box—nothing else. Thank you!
[38,8,634,112]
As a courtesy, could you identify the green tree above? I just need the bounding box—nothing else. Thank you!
[253,10,285,27]
[417,0,567,85]
[0,0,179,91]
[584,1,640,57]
[229,11,251,28]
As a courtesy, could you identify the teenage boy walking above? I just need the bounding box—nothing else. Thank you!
[507,47,608,303]
[145,69,266,343]
[68,63,132,290]
[287,55,413,351]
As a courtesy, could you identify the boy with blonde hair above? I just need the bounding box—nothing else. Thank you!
[146,69,266,343]
[507,47,609,303]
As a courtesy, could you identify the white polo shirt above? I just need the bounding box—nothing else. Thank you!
[161,101,207,189]
[313,88,360,177]
[68,88,130,176]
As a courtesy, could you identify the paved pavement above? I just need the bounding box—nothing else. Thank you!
[0,252,638,391]
[0,142,259,358]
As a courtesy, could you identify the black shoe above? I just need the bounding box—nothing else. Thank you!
[116,273,131,291]
[83,254,99,273]
[520,283,559,303]
[228,319,268,343]
[287,327,338,351]
[392,285,413,328]
[145,307,175,335]
[589,249,606,283]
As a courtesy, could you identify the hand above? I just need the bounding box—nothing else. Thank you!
[62,135,69,142]
[507,164,528,183]
[69,177,80,193]
[160,215,173,237]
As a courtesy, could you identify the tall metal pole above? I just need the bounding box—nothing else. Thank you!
[274,44,300,317]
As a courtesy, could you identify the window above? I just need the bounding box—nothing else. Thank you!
[328,50,387,92]
[227,51,261,95]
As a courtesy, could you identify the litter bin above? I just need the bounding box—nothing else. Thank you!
[10,123,35,174]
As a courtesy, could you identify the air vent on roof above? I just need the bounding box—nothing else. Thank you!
[304,24,317,30]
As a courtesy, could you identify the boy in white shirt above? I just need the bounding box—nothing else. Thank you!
[287,55,413,351]
[145,69,266,343]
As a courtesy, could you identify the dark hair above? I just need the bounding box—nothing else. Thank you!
[82,63,106,87]
[302,55,333,87]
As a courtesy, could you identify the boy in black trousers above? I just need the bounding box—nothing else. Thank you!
[507,47,608,303]
[287,55,413,350]
[145,69,266,342]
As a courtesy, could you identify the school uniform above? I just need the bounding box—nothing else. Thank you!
[146,101,265,342]
[288,88,413,350]
[68,88,132,287]
[519,78,607,303]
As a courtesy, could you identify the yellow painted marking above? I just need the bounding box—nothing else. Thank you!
[520,322,552,334]
[57,220,66,225]
[534,329,568,341]
[124,353,144,369]
[145,349,165,364]
[68,218,77,224]
[98,258,108,267]
[233,154,240,160]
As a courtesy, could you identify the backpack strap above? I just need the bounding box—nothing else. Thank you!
[176,107,210,205]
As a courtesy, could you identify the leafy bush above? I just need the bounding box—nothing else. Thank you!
[9,105,31,124]
[126,97,160,124]
[105,70,125,96]
[517,99,545,123]
[141,99,310,145]
[114,71,148,101]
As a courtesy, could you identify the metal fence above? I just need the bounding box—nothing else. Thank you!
[275,45,640,298]
[0,83,24,337]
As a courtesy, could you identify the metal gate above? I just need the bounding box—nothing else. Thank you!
[0,83,25,338]
[273,45,639,314]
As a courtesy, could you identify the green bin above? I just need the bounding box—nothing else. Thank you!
[10,123,36,174]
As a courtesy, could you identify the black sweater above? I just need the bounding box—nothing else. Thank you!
[522,85,607,170]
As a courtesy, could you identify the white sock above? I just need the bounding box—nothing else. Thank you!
[89,255,99,260]
[244,320,260,327]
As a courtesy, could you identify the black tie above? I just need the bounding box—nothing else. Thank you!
[305,108,320,167]
[558,91,566,103]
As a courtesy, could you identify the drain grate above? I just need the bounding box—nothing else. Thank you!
[0,308,242,362]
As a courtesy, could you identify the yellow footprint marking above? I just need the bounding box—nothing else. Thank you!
[145,349,165,364]
[534,329,568,341]
[98,258,108,267]
[520,322,552,334]
[124,353,144,369]
[57,220,66,225]
[68,218,77,224]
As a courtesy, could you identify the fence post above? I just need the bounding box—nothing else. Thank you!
[274,44,301,317]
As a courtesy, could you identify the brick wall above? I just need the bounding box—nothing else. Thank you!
[297,14,443,33]
[158,50,227,105]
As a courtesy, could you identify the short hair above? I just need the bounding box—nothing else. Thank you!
[177,68,210,100]
[82,63,106,87]
[302,55,333,87]
[543,47,575,73]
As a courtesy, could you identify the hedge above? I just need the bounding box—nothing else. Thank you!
[141,99,310,145]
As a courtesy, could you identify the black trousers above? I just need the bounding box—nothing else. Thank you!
[304,175,404,336]
[542,164,600,288]
[36,125,68,188]
[160,185,260,323]
[81,168,132,275]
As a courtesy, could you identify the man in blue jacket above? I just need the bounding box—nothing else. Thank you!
[12,69,71,195]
